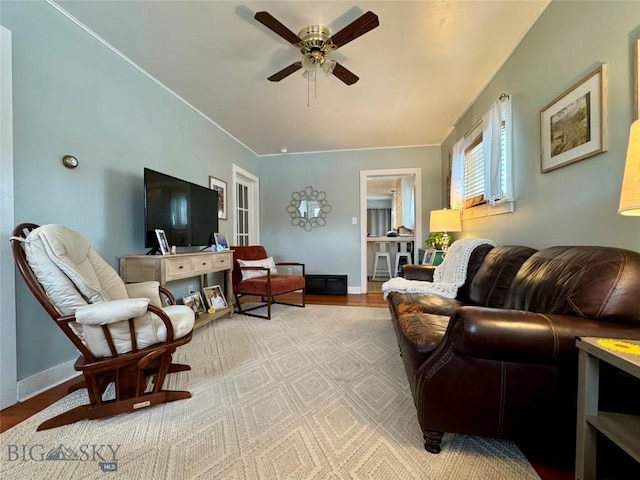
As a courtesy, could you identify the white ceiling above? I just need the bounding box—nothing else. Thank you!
[53,1,549,156]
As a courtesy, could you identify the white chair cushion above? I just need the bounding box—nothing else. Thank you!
[75,298,150,325]
[125,281,163,308]
[23,224,194,358]
[82,305,195,358]
[237,257,278,280]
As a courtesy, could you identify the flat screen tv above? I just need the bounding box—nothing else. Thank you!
[144,168,219,251]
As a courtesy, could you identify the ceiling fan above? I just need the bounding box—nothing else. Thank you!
[254,10,379,86]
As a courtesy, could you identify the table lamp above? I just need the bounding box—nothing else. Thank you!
[619,119,640,216]
[429,209,462,255]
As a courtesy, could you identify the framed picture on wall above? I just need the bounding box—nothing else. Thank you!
[209,176,227,220]
[540,64,608,173]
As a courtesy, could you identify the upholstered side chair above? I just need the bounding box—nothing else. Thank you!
[231,245,305,320]
[10,223,195,430]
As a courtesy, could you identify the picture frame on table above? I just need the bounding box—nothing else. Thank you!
[214,232,228,251]
[422,248,437,266]
[155,229,170,255]
[540,64,607,173]
[182,292,205,317]
[209,176,227,220]
[203,285,228,310]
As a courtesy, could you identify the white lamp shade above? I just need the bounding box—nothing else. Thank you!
[619,119,640,216]
[429,209,462,232]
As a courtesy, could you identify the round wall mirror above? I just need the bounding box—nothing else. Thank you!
[286,186,332,231]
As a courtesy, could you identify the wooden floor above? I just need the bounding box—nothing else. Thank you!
[2,292,636,479]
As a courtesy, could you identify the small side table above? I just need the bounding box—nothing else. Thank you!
[575,337,640,480]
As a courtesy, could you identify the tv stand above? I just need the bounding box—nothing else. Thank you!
[119,250,233,329]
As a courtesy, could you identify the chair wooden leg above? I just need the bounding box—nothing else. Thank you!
[37,405,91,431]
[168,363,191,373]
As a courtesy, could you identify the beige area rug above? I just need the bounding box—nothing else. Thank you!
[0,305,540,480]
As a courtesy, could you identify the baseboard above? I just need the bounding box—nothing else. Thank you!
[17,358,77,402]
[348,286,362,294]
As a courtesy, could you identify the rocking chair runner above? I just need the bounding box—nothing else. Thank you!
[10,223,195,431]
[231,246,306,320]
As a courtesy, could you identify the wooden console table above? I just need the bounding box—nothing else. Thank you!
[119,251,233,329]
[575,337,640,480]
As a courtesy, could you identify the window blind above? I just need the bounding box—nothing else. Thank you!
[464,136,484,206]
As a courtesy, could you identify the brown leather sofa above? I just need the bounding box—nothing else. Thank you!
[388,244,640,454]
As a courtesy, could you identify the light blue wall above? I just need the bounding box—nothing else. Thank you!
[1,1,258,379]
[441,0,640,250]
[5,0,639,385]
[258,147,442,288]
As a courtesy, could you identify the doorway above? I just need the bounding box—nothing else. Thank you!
[359,168,422,294]
[232,165,260,246]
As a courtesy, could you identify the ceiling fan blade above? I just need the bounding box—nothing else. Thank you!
[268,62,303,82]
[254,11,302,45]
[329,11,379,49]
[332,63,359,85]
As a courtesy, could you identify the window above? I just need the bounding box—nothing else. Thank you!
[451,96,513,217]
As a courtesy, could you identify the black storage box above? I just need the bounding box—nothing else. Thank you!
[305,274,347,295]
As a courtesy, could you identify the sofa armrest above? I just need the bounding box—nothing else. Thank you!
[402,265,435,282]
[446,306,640,364]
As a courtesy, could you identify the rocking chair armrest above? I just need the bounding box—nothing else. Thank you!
[75,298,150,325]
[147,304,175,341]
[159,286,176,305]
[276,262,304,266]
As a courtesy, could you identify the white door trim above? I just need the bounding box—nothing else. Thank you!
[360,168,422,294]
[0,25,17,409]
[232,165,260,245]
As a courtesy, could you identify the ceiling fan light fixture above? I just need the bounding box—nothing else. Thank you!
[321,59,336,76]
[301,52,319,71]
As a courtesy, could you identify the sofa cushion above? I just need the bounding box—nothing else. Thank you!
[507,246,640,322]
[469,246,537,307]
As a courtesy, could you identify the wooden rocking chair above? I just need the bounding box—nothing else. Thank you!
[10,223,195,430]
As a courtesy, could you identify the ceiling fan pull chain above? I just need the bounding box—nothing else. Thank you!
[307,73,310,107]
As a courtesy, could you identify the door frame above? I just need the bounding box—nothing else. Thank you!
[360,168,422,293]
[0,25,17,409]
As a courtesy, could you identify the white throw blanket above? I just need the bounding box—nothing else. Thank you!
[381,238,496,299]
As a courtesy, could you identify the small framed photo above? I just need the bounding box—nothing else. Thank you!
[214,232,228,251]
[209,176,227,220]
[182,292,205,317]
[155,229,170,255]
[540,64,607,173]
[422,248,437,266]
[203,285,228,310]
